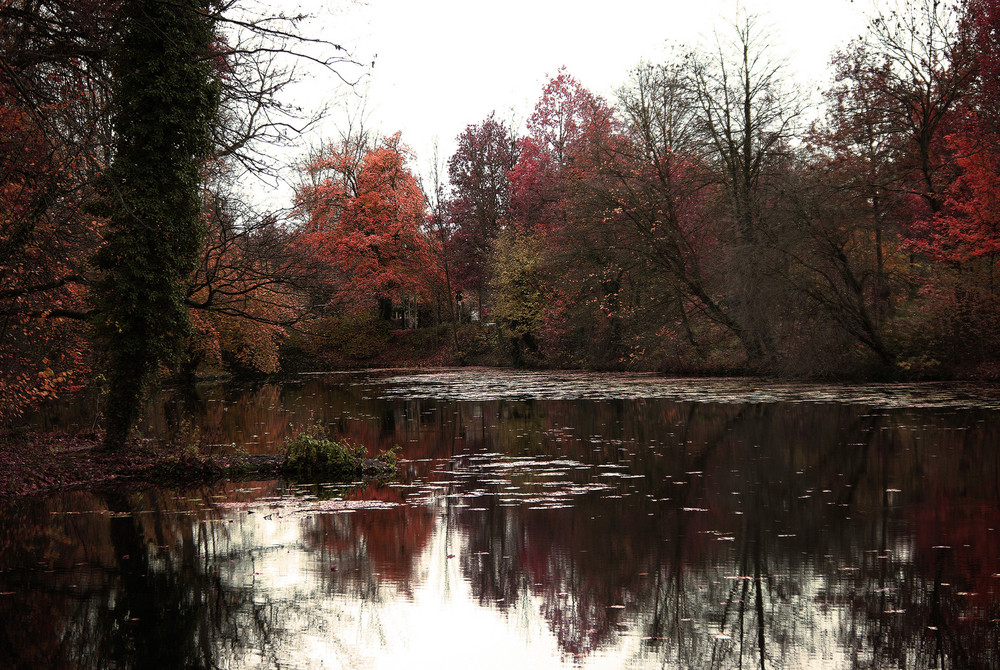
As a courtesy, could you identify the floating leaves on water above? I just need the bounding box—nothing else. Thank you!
[377,369,1000,409]
[218,498,398,517]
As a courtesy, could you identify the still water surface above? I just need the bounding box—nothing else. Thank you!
[3,369,1000,668]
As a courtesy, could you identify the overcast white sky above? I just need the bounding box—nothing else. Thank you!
[270,0,879,201]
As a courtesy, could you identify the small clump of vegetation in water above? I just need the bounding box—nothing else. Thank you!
[281,426,400,479]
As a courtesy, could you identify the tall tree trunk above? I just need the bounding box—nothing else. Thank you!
[96,0,219,450]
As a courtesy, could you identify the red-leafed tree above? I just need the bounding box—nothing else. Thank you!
[295,132,439,321]
[909,0,1000,264]
[908,136,1000,264]
[830,0,975,254]
[896,0,1000,371]
[819,1,974,248]
[446,113,520,317]
[509,69,613,233]
[504,70,675,368]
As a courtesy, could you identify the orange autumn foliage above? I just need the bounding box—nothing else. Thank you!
[0,80,98,421]
[295,133,442,317]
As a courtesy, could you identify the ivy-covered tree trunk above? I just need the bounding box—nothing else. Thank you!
[95,0,219,451]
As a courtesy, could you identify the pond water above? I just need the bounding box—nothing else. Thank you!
[3,369,1000,669]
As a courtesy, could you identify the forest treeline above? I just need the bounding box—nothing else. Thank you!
[2,0,1000,439]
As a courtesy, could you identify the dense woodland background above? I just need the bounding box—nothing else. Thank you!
[3,0,1000,439]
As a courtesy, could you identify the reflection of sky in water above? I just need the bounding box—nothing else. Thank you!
[227,516,575,669]
[203,494,843,669]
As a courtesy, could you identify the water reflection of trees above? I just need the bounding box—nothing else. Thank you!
[440,400,1000,667]
[300,483,435,598]
[0,485,285,668]
[0,476,443,668]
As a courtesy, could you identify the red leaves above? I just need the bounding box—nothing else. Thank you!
[524,69,611,169]
[510,70,615,233]
[447,114,519,296]
[908,129,1000,263]
[970,0,1000,123]
[295,133,441,316]
[0,78,97,421]
[904,3,1000,266]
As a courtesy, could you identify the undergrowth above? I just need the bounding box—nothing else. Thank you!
[281,426,399,479]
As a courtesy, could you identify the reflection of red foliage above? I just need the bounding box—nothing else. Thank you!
[303,492,434,588]
[345,482,405,505]
[911,500,1000,604]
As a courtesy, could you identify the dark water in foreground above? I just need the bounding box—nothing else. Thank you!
[3,370,1000,669]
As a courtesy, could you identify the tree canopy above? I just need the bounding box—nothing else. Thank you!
[3,0,1000,440]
